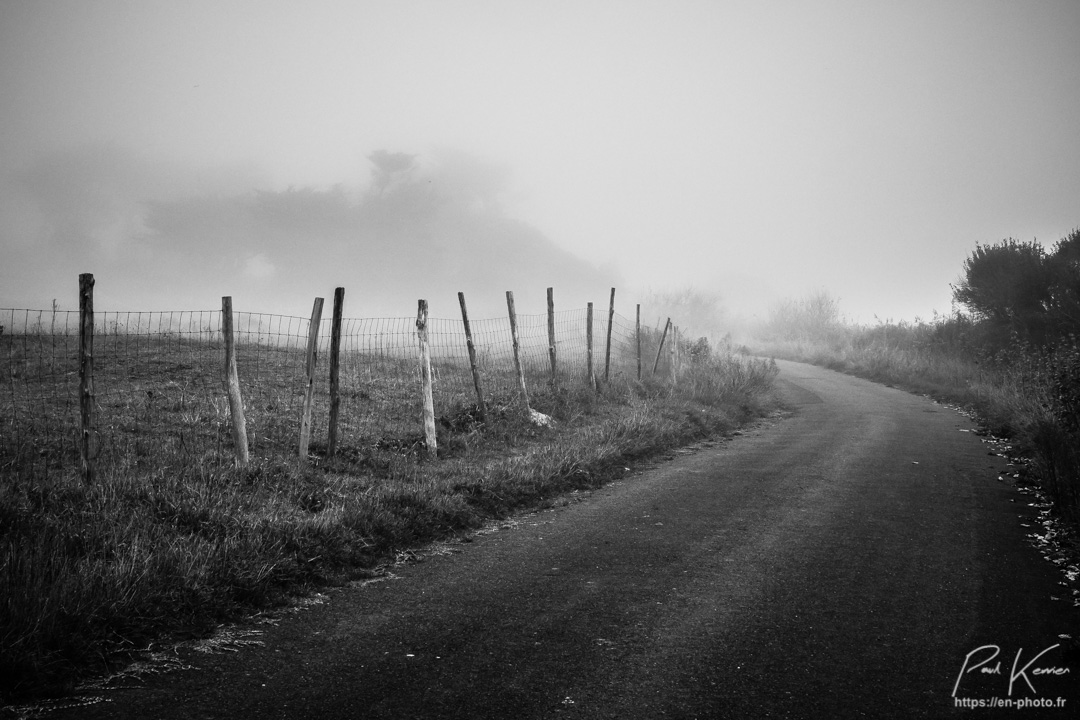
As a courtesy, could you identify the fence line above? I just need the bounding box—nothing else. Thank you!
[1,278,687,484]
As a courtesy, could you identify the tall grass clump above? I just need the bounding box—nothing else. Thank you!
[0,344,778,702]
[754,290,852,365]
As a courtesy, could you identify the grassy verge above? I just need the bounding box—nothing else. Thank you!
[0,351,779,702]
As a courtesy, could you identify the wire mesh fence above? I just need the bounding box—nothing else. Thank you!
[1,288,682,485]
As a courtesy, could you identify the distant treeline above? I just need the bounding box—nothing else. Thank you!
[2,145,610,317]
[135,150,610,317]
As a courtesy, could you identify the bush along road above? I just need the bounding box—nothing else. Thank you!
[30,359,1080,719]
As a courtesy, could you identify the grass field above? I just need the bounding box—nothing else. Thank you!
[1,317,779,702]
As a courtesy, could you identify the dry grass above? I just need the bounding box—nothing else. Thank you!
[0,335,778,702]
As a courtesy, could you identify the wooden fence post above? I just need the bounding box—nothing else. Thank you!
[458,292,488,424]
[416,299,438,459]
[670,324,678,382]
[652,317,671,375]
[78,273,95,485]
[505,291,530,408]
[546,287,557,387]
[327,287,344,458]
[221,296,250,469]
[298,297,325,461]
[587,301,596,390]
[635,303,642,381]
[604,287,615,382]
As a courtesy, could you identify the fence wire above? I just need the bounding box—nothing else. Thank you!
[1,300,680,484]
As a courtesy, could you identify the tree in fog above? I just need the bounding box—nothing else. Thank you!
[640,286,726,339]
[354,149,607,315]
[1047,229,1080,329]
[367,150,417,196]
[951,232,1080,344]
[765,291,842,343]
[951,239,1054,341]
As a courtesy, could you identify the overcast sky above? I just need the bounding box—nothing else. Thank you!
[2,0,1078,323]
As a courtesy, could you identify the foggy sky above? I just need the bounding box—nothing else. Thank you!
[2,0,1079,324]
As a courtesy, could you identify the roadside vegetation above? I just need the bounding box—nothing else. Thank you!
[750,230,1080,530]
[0,344,778,702]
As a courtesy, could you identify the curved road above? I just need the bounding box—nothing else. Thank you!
[45,360,1078,718]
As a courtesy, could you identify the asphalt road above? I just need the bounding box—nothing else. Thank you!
[40,360,1079,719]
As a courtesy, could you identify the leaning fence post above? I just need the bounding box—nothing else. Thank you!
[458,292,488,425]
[652,317,671,375]
[604,287,615,382]
[221,296,250,469]
[546,287,558,387]
[298,296,325,461]
[78,273,95,485]
[416,299,438,459]
[506,291,531,408]
[327,287,344,458]
[670,324,678,383]
[635,303,642,381]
